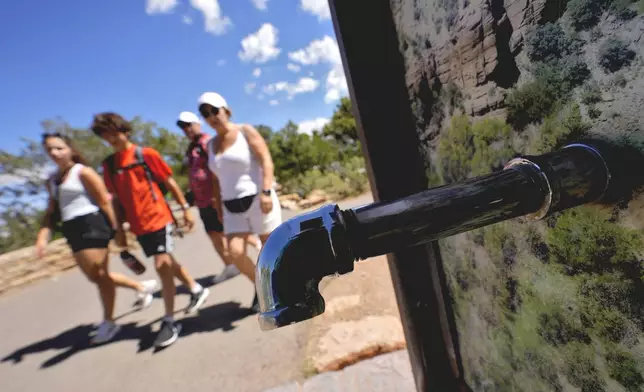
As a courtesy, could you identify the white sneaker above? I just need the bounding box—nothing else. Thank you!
[91,321,121,345]
[134,280,159,310]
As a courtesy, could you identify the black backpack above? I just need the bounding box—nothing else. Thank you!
[103,146,168,201]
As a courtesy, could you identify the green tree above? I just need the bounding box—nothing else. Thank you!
[322,97,360,156]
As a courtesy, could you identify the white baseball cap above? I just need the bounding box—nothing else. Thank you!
[177,111,201,124]
[198,92,228,109]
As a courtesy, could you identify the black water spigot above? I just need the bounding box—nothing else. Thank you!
[256,142,618,331]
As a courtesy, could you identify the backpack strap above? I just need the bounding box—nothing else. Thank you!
[135,146,159,202]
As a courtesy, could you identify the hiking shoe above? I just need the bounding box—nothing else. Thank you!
[133,280,158,310]
[185,287,210,314]
[212,264,241,284]
[154,320,182,348]
[91,321,121,345]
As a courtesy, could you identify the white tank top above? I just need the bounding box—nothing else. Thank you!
[208,129,263,201]
[50,164,100,222]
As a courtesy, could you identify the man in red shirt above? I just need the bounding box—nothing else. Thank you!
[177,111,260,284]
[92,112,209,348]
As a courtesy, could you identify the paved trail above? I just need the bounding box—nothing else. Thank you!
[0,194,374,392]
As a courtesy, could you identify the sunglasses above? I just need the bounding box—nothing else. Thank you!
[176,121,192,129]
[198,104,220,119]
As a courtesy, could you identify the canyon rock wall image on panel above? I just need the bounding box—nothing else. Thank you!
[390,0,644,390]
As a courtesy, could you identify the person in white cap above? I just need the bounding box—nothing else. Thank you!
[177,111,261,284]
[197,92,282,312]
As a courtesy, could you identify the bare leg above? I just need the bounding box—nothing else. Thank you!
[155,254,176,317]
[110,272,144,291]
[75,248,116,321]
[228,234,256,283]
[208,231,231,265]
[170,254,198,291]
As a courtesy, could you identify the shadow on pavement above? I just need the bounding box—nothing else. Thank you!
[1,322,154,369]
[152,274,235,298]
[180,301,255,335]
[1,301,255,364]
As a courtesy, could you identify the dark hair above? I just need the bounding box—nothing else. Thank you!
[91,112,132,135]
[42,132,89,166]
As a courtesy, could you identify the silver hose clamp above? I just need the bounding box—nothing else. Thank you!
[503,158,552,221]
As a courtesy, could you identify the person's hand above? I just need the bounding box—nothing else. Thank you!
[35,239,47,258]
[260,193,273,214]
[114,229,127,248]
[183,208,195,230]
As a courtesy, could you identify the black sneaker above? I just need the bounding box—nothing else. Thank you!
[154,320,182,348]
[185,287,210,314]
[251,293,260,314]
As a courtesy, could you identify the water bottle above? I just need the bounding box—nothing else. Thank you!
[120,251,146,275]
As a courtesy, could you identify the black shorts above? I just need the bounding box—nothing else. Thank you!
[199,206,224,233]
[62,211,114,253]
[137,224,175,257]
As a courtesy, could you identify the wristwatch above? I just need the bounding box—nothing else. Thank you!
[262,189,272,196]
[181,203,190,210]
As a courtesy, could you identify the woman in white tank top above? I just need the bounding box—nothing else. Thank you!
[35,133,158,344]
[198,92,282,312]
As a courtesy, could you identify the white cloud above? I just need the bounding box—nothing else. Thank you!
[217,59,226,66]
[289,36,347,103]
[263,77,320,99]
[298,117,330,135]
[287,63,301,73]
[182,15,193,24]
[253,68,262,78]
[269,99,279,106]
[251,0,269,10]
[146,0,178,14]
[300,0,331,21]
[238,23,281,64]
[190,0,232,35]
[288,35,341,66]
[245,82,257,94]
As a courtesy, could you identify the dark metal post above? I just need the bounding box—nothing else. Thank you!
[328,1,466,390]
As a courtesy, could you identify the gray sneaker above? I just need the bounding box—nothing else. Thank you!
[154,320,182,348]
[212,264,241,284]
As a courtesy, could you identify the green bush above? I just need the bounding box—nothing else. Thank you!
[437,116,516,182]
[506,81,558,130]
[538,307,590,346]
[581,83,603,105]
[564,342,606,391]
[567,0,605,31]
[599,38,636,73]
[470,118,514,176]
[535,103,589,153]
[546,207,643,274]
[606,348,644,391]
[526,23,573,63]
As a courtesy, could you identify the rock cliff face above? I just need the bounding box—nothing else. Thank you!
[392,0,560,149]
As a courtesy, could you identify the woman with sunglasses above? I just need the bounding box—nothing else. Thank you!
[36,133,158,345]
[197,92,282,312]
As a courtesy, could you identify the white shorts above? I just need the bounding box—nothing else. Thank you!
[222,190,282,236]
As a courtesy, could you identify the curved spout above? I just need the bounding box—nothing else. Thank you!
[256,143,613,330]
[256,204,355,331]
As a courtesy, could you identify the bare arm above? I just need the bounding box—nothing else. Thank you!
[242,124,275,191]
[163,176,189,207]
[79,167,118,230]
[35,182,57,256]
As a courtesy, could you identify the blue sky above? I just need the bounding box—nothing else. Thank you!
[0,0,346,154]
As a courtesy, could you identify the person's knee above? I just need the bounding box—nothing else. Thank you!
[154,254,173,274]
[228,241,245,260]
